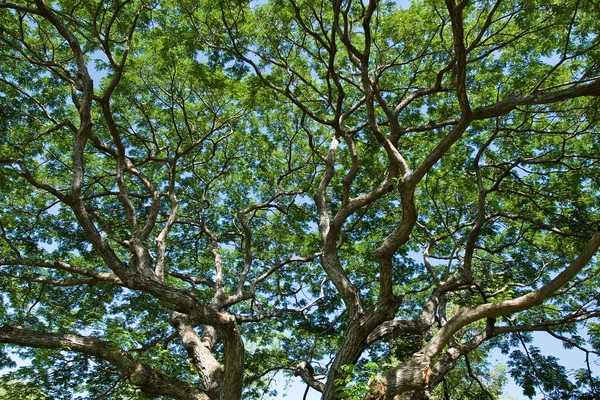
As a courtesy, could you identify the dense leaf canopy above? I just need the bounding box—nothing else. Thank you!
[1,0,600,399]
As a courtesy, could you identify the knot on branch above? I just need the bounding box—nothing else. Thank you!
[130,365,150,386]
[294,360,314,377]
[294,361,325,392]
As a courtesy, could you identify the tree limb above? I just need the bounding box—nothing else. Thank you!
[0,325,209,400]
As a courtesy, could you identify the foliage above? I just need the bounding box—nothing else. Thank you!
[508,346,574,399]
[432,360,507,400]
[507,343,600,400]
[0,375,48,399]
[334,362,381,399]
[1,0,600,399]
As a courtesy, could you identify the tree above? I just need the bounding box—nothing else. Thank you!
[0,376,48,399]
[1,0,600,398]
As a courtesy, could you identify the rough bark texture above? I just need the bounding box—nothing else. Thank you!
[171,313,224,397]
[0,326,209,400]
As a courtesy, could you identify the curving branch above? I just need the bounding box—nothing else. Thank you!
[380,229,600,398]
[0,325,209,400]
[445,0,471,115]
[170,313,224,397]
[295,360,325,393]
[0,259,124,286]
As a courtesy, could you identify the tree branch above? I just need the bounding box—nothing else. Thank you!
[0,326,209,400]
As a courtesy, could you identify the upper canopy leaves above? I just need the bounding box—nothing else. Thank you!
[1,0,600,399]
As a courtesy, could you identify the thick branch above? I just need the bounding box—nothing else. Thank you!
[170,313,224,396]
[472,78,600,120]
[423,229,600,361]
[445,0,471,114]
[295,361,325,392]
[0,259,124,286]
[0,326,208,400]
[381,229,600,398]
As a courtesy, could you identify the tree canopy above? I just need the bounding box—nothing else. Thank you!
[1,0,600,399]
